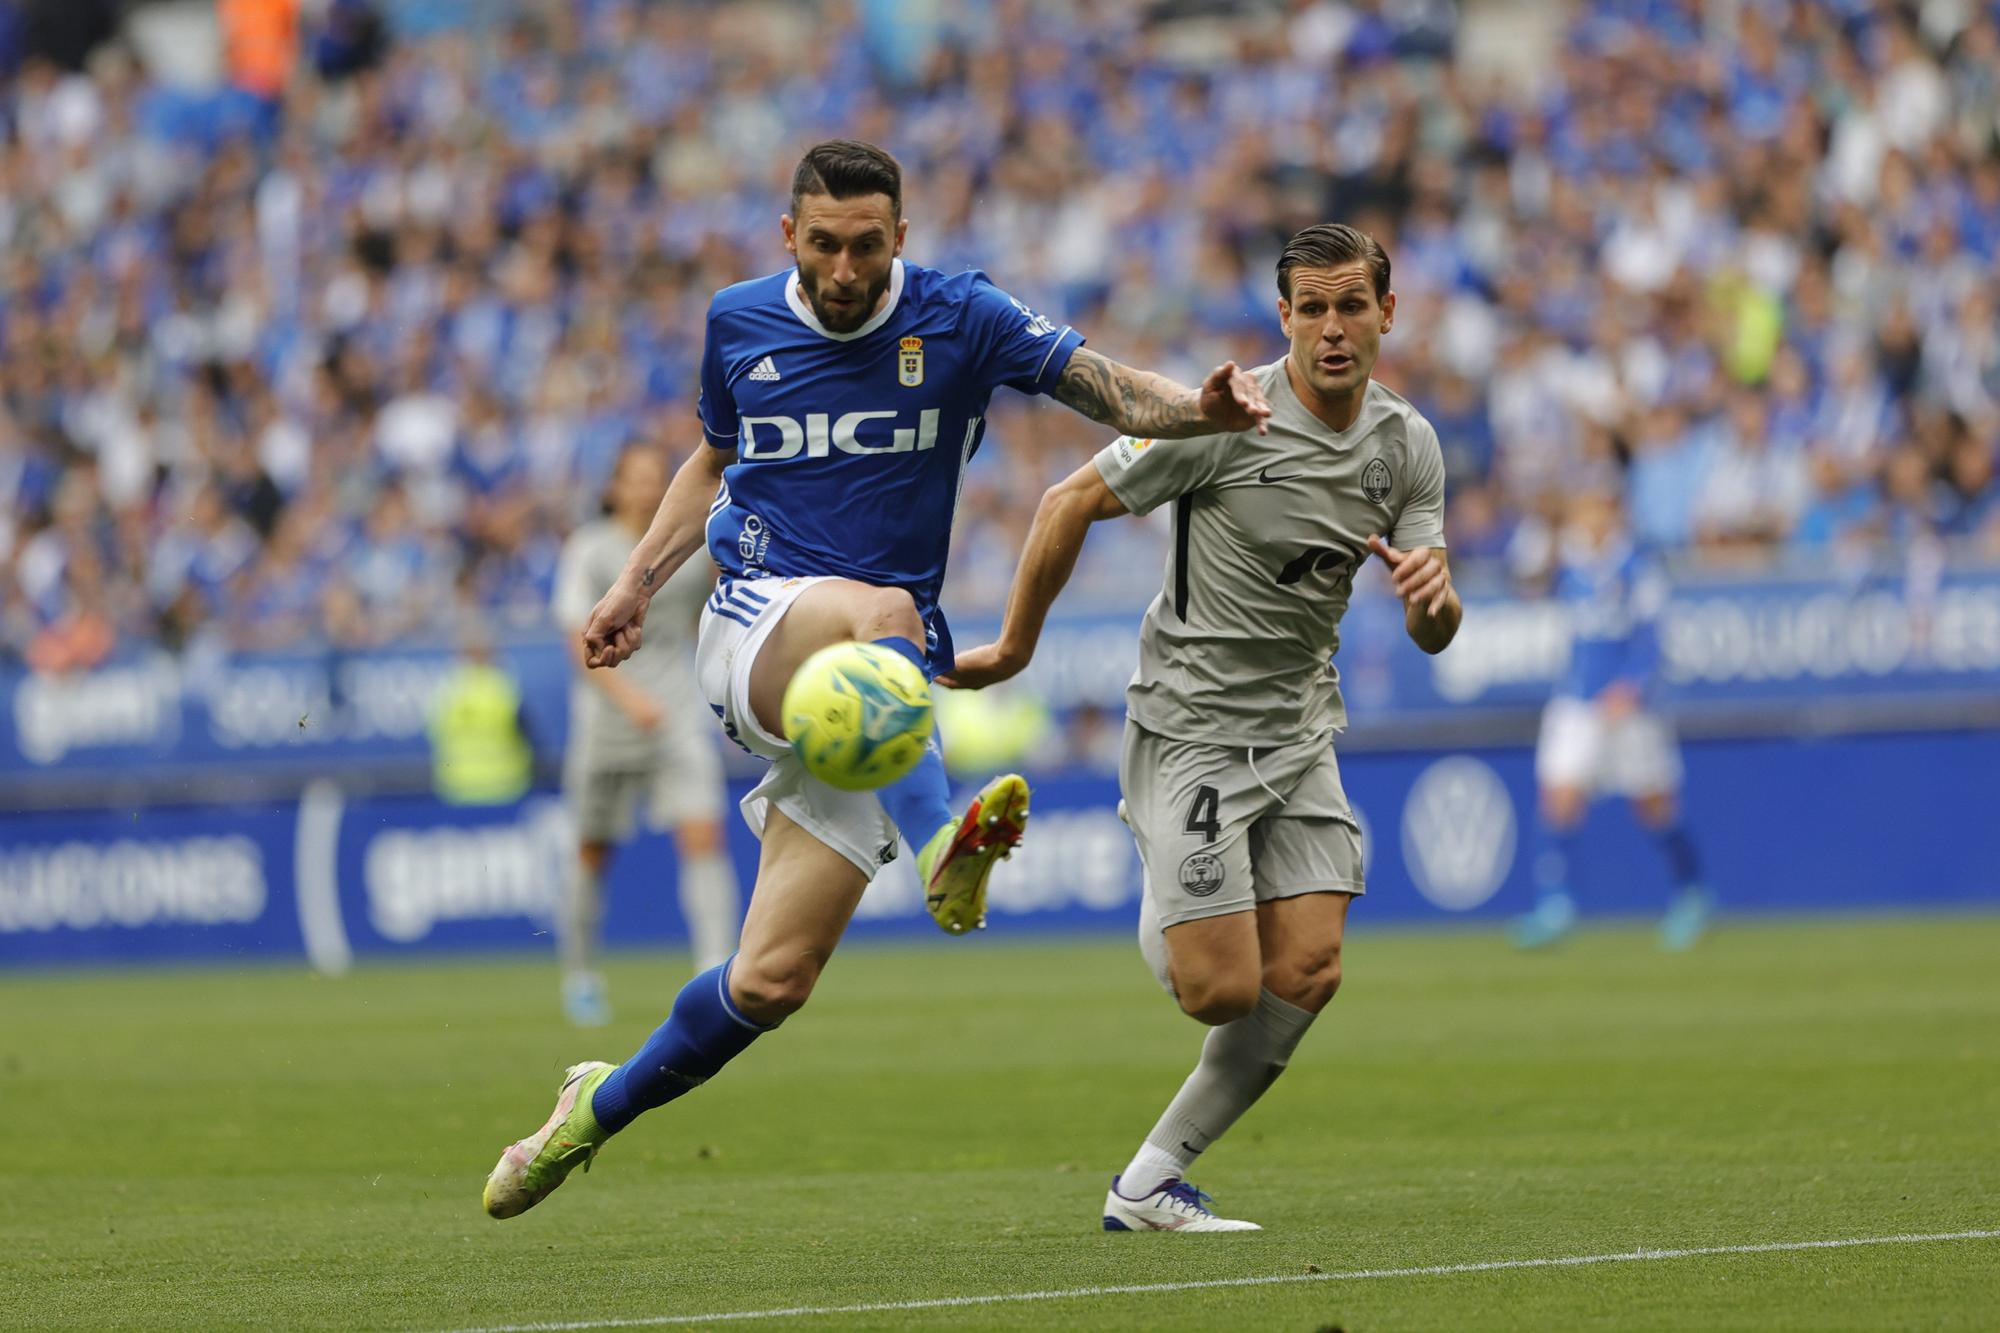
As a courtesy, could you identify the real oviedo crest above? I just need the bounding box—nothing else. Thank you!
[897,336,924,387]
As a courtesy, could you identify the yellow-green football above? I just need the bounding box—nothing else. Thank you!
[781,642,934,791]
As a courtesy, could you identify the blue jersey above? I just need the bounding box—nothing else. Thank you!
[697,259,1085,675]
[1554,536,1668,701]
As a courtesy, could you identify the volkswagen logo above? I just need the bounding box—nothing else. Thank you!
[1400,756,1516,911]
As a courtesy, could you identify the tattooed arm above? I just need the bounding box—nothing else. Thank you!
[1051,347,1273,438]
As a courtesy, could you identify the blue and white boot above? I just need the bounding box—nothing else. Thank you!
[1102,1176,1261,1232]
[1659,887,1714,952]
[1509,892,1577,950]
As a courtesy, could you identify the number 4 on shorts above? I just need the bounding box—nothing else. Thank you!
[1184,784,1220,843]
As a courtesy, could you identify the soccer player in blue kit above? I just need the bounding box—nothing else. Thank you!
[484,140,1272,1218]
[1512,487,1713,951]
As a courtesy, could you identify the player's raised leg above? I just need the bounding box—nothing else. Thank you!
[749,579,1027,934]
[749,579,951,846]
[483,806,866,1219]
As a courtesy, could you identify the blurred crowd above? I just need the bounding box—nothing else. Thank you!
[1,0,1997,674]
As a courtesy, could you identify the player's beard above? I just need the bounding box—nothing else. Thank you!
[798,265,891,333]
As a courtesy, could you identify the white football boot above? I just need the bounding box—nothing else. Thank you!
[1102,1175,1262,1232]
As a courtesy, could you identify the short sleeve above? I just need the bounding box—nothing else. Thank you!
[550,534,598,630]
[1390,417,1447,550]
[964,275,1084,396]
[695,306,739,450]
[1092,433,1230,517]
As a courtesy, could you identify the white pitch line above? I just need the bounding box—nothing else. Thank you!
[442,1228,2000,1333]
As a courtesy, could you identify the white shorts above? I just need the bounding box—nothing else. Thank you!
[1535,695,1683,798]
[693,574,900,878]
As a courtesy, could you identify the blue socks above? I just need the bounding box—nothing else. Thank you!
[1654,822,1702,891]
[869,635,927,675]
[869,636,953,851]
[1533,822,1580,904]
[591,959,774,1134]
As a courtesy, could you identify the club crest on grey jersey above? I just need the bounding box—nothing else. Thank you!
[1362,457,1393,504]
[1090,366,1449,746]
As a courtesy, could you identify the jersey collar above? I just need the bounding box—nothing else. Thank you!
[1274,360,1380,440]
[784,258,905,342]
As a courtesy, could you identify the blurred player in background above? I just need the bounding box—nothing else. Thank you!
[948,224,1457,1231]
[1512,488,1712,952]
[551,444,741,1027]
[482,139,1273,1220]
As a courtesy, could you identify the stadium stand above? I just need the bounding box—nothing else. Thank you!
[0,0,1996,677]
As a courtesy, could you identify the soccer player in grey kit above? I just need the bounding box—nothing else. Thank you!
[552,445,741,1025]
[946,224,1461,1230]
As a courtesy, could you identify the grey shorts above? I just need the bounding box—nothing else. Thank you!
[1121,720,1364,930]
[564,726,726,844]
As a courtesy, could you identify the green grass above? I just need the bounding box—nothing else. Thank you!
[3,915,1998,1331]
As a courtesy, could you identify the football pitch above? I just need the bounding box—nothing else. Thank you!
[3,915,1996,1331]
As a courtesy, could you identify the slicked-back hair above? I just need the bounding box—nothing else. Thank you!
[1276,223,1391,303]
[790,139,903,221]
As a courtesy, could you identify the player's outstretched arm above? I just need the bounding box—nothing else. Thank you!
[939,462,1128,689]
[584,446,732,669]
[1368,535,1462,655]
[1051,347,1271,439]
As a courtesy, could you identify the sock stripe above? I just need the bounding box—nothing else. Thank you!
[869,635,928,673]
[594,959,772,1133]
[716,958,774,1032]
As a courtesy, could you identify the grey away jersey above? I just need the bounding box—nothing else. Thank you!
[1093,363,1447,746]
[552,520,713,769]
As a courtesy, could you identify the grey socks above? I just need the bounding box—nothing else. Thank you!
[1120,988,1318,1196]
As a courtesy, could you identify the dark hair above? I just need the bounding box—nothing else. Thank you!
[600,442,661,515]
[1276,223,1391,302]
[790,139,903,220]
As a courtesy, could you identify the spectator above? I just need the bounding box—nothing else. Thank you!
[0,0,1993,675]
[218,0,298,101]
[1694,392,1811,557]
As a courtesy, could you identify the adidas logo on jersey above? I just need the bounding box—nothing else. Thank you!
[748,356,781,382]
